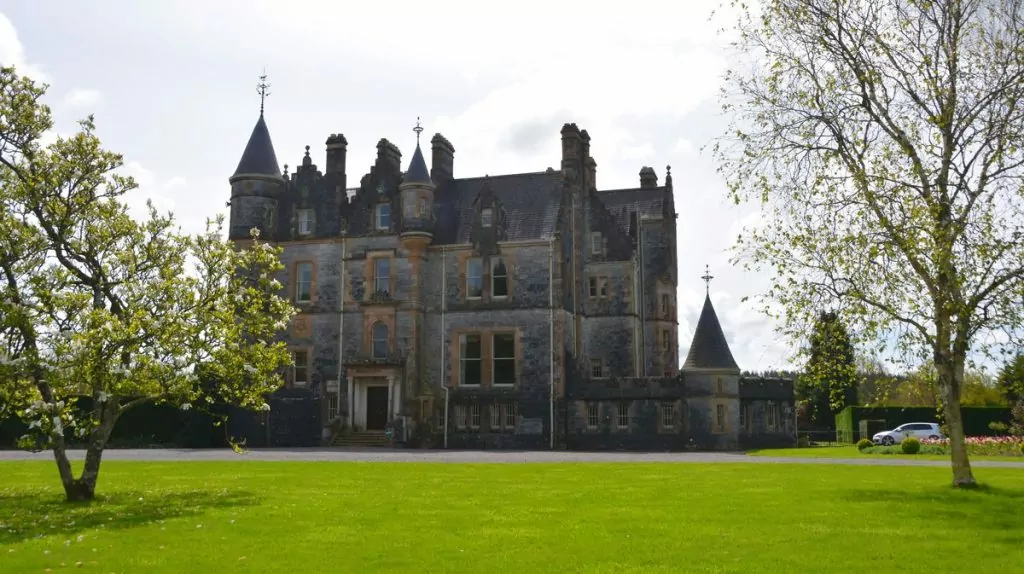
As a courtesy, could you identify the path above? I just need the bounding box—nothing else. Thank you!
[1,448,1023,467]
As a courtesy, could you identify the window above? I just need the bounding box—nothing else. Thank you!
[295,262,313,302]
[766,402,778,431]
[419,197,429,217]
[469,404,481,429]
[661,293,670,314]
[481,208,493,227]
[491,259,508,298]
[661,329,671,351]
[588,276,608,298]
[716,378,724,394]
[586,403,599,429]
[716,403,727,432]
[490,402,517,432]
[374,258,390,294]
[327,392,339,420]
[661,403,675,428]
[437,408,445,428]
[297,209,314,236]
[460,334,482,386]
[292,350,309,387]
[375,203,391,230]
[588,277,597,297]
[455,405,469,429]
[466,258,483,298]
[371,322,389,359]
[617,403,630,429]
[590,358,604,378]
[591,231,602,255]
[492,333,516,386]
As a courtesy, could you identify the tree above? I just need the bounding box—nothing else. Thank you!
[715,0,1024,487]
[996,353,1024,403]
[798,311,857,427]
[0,67,296,501]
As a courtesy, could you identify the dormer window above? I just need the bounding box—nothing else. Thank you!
[591,231,602,255]
[481,208,493,227]
[297,209,314,236]
[376,204,391,230]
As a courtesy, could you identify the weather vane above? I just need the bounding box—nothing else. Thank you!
[257,68,271,115]
[413,116,424,144]
[701,264,714,294]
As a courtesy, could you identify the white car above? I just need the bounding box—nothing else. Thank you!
[872,422,944,445]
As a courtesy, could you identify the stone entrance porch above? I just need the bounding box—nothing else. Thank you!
[347,374,400,431]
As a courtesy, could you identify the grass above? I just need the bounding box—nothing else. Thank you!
[1,461,1022,572]
[747,445,1024,462]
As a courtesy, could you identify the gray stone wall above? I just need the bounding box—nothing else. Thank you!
[582,316,634,378]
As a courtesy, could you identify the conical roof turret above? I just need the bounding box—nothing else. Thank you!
[682,293,740,371]
[233,113,282,178]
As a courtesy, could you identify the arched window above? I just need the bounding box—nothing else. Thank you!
[372,322,389,359]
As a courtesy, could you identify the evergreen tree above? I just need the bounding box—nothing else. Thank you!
[798,311,857,428]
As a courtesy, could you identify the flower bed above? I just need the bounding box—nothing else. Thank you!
[861,436,1024,456]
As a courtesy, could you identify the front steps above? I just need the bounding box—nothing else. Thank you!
[331,430,392,448]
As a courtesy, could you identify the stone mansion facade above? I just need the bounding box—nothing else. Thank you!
[226,108,795,451]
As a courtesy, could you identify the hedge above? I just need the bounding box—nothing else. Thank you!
[835,406,1012,443]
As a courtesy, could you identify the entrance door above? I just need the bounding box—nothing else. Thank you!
[365,386,390,431]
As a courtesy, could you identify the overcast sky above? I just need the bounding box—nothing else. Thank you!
[0,0,798,371]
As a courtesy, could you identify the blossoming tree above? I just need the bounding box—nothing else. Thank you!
[716,0,1024,487]
[0,67,296,501]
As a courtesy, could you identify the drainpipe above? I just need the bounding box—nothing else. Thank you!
[441,246,449,449]
[637,206,646,377]
[338,234,346,427]
[549,237,555,450]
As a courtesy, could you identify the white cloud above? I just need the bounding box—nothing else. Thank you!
[64,88,102,109]
[0,13,47,82]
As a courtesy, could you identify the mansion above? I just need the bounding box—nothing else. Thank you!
[226,107,795,450]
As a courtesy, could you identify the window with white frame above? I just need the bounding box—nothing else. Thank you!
[590,358,604,378]
[375,203,391,230]
[617,403,629,429]
[490,402,517,432]
[481,208,493,227]
[374,258,390,294]
[297,209,314,236]
[371,322,389,359]
[459,334,482,386]
[766,402,779,431]
[295,262,313,302]
[491,259,508,298]
[437,408,445,428]
[466,258,483,298]
[586,403,599,429]
[292,350,309,387]
[590,231,602,255]
[455,405,469,429]
[469,404,480,429]
[327,392,339,420]
[492,333,516,386]
[419,197,429,217]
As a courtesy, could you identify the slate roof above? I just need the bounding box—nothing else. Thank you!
[682,294,740,371]
[434,171,562,244]
[598,187,667,232]
[233,114,281,177]
[403,144,431,184]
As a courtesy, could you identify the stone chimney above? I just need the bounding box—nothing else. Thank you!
[376,138,403,172]
[430,133,455,183]
[580,130,597,190]
[639,166,658,188]
[560,123,583,186]
[325,133,347,178]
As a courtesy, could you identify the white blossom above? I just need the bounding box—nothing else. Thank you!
[181,403,192,411]
[243,364,257,374]
[259,403,271,412]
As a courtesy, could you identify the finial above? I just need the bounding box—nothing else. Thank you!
[304,145,310,156]
[666,164,672,176]
[257,68,271,115]
[701,264,714,294]
[283,163,289,174]
[413,116,424,144]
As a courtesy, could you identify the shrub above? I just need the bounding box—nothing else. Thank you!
[857,438,873,451]
[901,437,921,454]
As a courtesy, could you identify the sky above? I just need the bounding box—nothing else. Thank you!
[0,0,796,371]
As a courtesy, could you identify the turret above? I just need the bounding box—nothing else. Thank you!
[228,75,285,242]
[398,119,435,254]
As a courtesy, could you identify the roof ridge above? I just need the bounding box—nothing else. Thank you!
[455,170,552,182]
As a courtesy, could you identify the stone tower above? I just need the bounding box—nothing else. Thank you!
[228,110,285,242]
[682,281,741,450]
[398,122,435,255]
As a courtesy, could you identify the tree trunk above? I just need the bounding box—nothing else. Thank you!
[936,356,976,487]
[54,402,118,502]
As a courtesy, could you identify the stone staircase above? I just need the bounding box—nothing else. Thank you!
[331,430,392,448]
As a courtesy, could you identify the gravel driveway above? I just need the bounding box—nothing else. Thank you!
[2,448,1023,467]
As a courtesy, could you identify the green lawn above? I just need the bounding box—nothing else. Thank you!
[747,445,1024,462]
[1,461,1022,573]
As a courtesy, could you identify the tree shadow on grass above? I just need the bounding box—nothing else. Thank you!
[0,487,259,545]
[842,484,1024,546]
